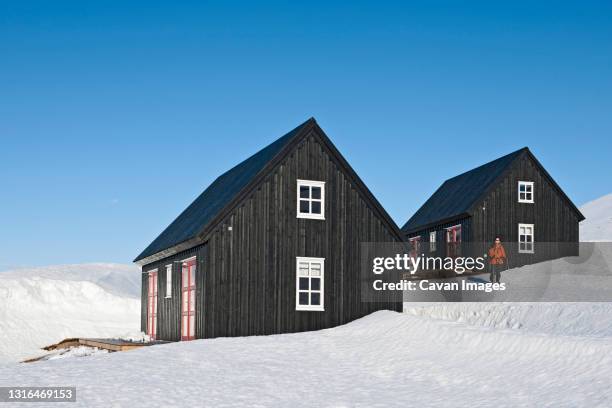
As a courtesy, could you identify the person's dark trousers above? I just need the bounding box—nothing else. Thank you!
[489,264,502,283]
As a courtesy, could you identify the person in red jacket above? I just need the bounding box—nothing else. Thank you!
[488,236,507,283]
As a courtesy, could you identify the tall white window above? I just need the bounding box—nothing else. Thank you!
[296,257,324,311]
[297,180,325,220]
[429,231,436,252]
[165,264,172,298]
[518,223,534,253]
[518,181,534,203]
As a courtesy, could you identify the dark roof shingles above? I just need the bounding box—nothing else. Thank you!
[401,148,526,233]
[134,119,311,262]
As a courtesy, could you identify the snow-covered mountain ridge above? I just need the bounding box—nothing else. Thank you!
[0,262,141,297]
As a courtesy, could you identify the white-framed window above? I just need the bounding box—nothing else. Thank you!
[518,181,534,203]
[297,180,325,220]
[429,231,436,252]
[165,264,172,298]
[296,257,324,311]
[518,223,534,253]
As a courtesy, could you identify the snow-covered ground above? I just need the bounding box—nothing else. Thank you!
[0,264,141,364]
[580,193,612,242]
[0,193,610,405]
[1,307,611,407]
[403,302,612,337]
[403,242,612,302]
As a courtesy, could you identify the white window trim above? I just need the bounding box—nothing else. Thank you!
[518,181,534,203]
[518,223,535,254]
[296,179,325,220]
[295,257,325,311]
[181,256,196,265]
[180,256,197,290]
[446,224,462,242]
[429,231,436,252]
[165,264,172,298]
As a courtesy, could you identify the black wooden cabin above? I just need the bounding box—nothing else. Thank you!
[402,147,585,270]
[134,118,402,341]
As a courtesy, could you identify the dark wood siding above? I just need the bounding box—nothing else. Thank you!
[140,273,148,332]
[202,134,400,338]
[141,245,205,341]
[404,152,581,269]
[142,132,401,341]
[407,217,472,255]
[471,153,580,266]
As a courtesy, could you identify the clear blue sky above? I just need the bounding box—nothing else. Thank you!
[1,1,611,269]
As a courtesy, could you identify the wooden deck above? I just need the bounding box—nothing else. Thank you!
[23,338,169,363]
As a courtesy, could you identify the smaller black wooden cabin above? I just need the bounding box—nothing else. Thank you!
[134,118,402,341]
[402,147,585,269]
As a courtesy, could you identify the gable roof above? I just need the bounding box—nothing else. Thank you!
[134,119,310,264]
[135,118,403,265]
[401,148,527,234]
[401,147,585,234]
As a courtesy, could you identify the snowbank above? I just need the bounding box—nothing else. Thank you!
[580,193,612,241]
[0,264,141,364]
[0,263,141,297]
[403,302,612,337]
[2,309,611,407]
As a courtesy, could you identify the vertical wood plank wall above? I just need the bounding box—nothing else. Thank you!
[407,217,472,258]
[406,153,580,268]
[141,132,402,341]
[141,245,204,341]
[203,134,401,338]
[471,153,580,266]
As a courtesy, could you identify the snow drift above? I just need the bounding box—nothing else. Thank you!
[0,264,141,364]
[404,302,612,337]
[2,308,611,407]
[0,263,141,297]
[580,193,612,241]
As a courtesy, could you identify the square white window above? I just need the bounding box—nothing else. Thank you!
[518,223,535,253]
[297,180,325,220]
[518,181,534,203]
[429,231,436,252]
[165,264,172,298]
[296,257,325,311]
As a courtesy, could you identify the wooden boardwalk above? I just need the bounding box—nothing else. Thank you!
[22,338,169,363]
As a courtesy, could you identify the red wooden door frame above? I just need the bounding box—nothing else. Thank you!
[181,258,196,341]
[446,225,462,257]
[147,271,157,340]
[409,236,421,258]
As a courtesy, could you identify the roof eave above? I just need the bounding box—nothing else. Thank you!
[134,236,202,266]
[401,212,471,235]
[133,119,317,266]
[522,149,586,221]
[135,117,404,265]
[309,123,405,242]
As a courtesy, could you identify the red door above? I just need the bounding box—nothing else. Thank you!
[181,258,196,341]
[147,271,158,340]
[446,225,462,257]
[409,236,421,258]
